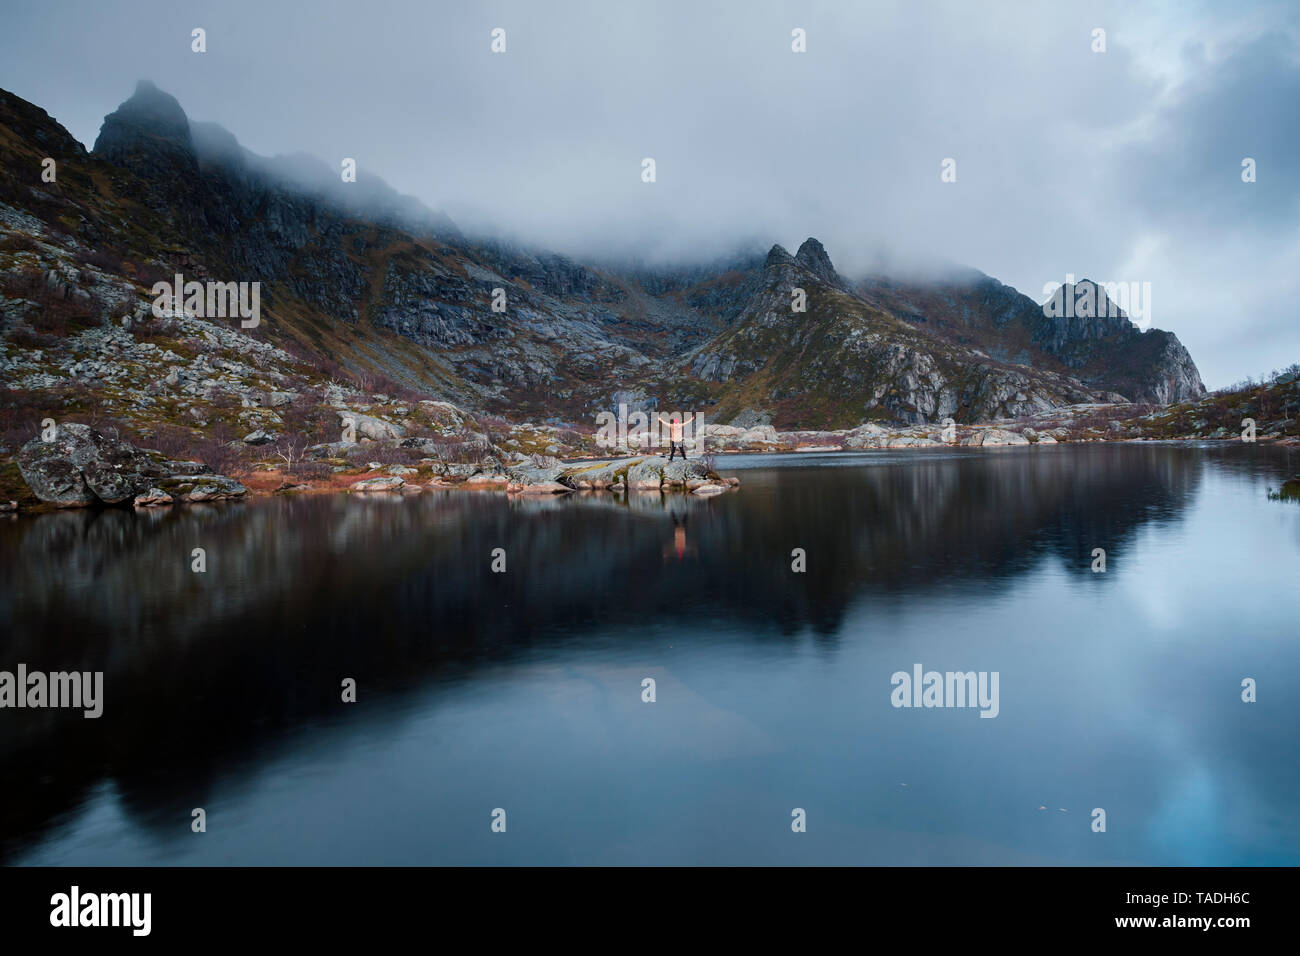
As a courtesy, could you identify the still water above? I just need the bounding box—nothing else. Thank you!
[2,443,1298,865]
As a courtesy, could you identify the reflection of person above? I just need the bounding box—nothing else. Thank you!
[662,510,696,562]
[658,413,695,461]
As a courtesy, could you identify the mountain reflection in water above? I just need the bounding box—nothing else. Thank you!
[1,443,1297,865]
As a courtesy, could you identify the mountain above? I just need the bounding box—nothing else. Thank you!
[856,273,1204,405]
[682,241,1135,427]
[1,81,1204,437]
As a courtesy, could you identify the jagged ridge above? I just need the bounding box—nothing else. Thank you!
[2,81,1205,433]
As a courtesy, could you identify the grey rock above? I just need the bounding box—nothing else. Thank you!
[339,410,404,441]
[507,480,572,494]
[505,461,565,485]
[17,423,169,505]
[133,487,173,506]
[352,476,405,492]
[157,475,249,501]
[627,457,669,490]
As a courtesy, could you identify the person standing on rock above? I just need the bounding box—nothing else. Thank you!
[658,413,694,461]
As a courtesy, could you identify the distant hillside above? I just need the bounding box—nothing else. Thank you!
[1119,365,1299,439]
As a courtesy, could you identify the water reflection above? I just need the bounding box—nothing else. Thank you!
[1,443,1297,864]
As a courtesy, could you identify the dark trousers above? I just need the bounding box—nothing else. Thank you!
[668,441,686,461]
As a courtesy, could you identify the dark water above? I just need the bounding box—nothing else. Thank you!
[2,443,1298,865]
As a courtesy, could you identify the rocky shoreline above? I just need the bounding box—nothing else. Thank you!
[8,411,1298,516]
[6,423,744,513]
[5,371,1298,514]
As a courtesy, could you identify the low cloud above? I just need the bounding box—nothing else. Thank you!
[1,0,1295,385]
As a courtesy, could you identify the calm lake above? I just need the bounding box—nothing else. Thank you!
[2,443,1298,865]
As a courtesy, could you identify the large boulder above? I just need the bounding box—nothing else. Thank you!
[556,459,636,489]
[338,410,405,441]
[661,458,712,486]
[627,457,669,489]
[18,423,169,506]
[962,428,1030,447]
[352,476,405,492]
[436,462,486,481]
[551,456,722,492]
[506,461,566,486]
[844,423,889,449]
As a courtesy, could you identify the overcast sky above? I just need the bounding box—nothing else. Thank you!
[2,0,1297,387]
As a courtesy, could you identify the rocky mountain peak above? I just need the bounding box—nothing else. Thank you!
[92,80,196,172]
[795,237,838,283]
[101,80,190,140]
[1066,278,1124,316]
[764,244,795,269]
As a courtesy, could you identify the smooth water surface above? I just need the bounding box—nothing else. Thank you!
[2,442,1298,865]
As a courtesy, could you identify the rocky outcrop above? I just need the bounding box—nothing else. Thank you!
[423,455,736,495]
[16,423,247,507]
[794,238,841,286]
[17,424,158,506]
[91,80,198,185]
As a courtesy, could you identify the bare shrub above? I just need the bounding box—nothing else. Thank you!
[425,438,490,465]
[0,387,47,454]
[191,431,249,476]
[279,396,343,446]
[343,442,422,467]
[1,269,105,338]
[273,434,307,475]
[75,247,126,273]
[133,262,172,288]
[136,423,200,459]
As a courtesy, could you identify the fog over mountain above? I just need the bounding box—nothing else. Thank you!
[2,0,1297,386]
